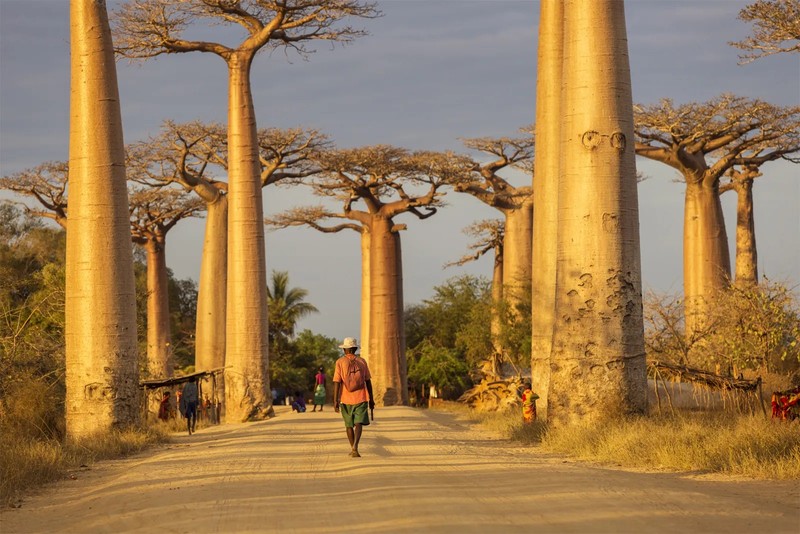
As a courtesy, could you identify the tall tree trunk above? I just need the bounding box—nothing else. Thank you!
[683,179,731,337]
[502,200,533,306]
[66,0,139,439]
[195,195,228,373]
[531,0,563,419]
[360,227,371,364]
[734,177,758,286]
[224,54,271,421]
[368,217,407,406]
[490,247,504,353]
[145,238,172,379]
[548,0,647,425]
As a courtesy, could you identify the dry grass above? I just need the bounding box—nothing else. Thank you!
[433,403,800,479]
[0,425,168,507]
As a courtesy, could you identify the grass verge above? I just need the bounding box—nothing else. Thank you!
[0,425,169,507]
[433,403,800,479]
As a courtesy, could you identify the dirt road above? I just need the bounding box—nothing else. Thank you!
[2,406,798,533]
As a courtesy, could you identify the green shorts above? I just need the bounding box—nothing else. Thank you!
[340,402,370,428]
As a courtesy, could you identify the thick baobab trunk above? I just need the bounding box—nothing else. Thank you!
[360,228,371,364]
[531,0,563,419]
[548,0,647,425]
[368,217,407,406]
[65,0,139,439]
[734,178,758,286]
[224,56,272,421]
[502,200,533,305]
[683,180,731,336]
[145,238,172,379]
[195,195,228,372]
[490,247,504,353]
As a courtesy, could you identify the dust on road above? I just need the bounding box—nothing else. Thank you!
[2,406,798,533]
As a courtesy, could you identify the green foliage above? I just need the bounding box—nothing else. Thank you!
[132,247,198,373]
[407,340,470,399]
[493,281,532,370]
[0,206,66,441]
[169,275,197,369]
[405,275,493,398]
[269,330,338,395]
[706,280,800,373]
[266,271,327,395]
[645,280,800,376]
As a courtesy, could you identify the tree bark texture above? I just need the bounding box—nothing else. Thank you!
[490,247,504,353]
[531,0,563,420]
[548,0,647,425]
[224,55,272,421]
[195,195,228,373]
[502,199,533,305]
[360,228,371,364]
[683,180,731,335]
[368,217,408,406]
[66,0,139,439]
[734,178,758,286]
[145,238,172,379]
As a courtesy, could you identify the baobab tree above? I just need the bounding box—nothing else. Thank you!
[634,95,800,335]
[0,161,206,381]
[547,0,647,425]
[113,0,379,422]
[445,220,504,354]
[66,0,139,439]
[531,0,563,420]
[266,146,472,405]
[128,187,205,379]
[720,139,800,287]
[266,205,374,363]
[129,121,328,381]
[455,133,534,310]
[0,162,69,229]
[730,0,800,63]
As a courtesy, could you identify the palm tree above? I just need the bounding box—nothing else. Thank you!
[267,271,319,357]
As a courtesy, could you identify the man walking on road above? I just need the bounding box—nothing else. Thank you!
[333,337,375,458]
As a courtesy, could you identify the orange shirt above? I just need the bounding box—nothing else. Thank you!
[333,354,372,405]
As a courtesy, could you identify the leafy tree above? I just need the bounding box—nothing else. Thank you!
[644,281,800,376]
[407,341,470,400]
[730,0,800,63]
[267,270,318,358]
[0,205,66,440]
[405,275,493,399]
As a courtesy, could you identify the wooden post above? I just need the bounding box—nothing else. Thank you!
[757,377,767,417]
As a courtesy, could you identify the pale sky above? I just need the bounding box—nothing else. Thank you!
[1,0,798,341]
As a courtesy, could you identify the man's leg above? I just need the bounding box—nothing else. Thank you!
[352,424,363,454]
[346,426,355,448]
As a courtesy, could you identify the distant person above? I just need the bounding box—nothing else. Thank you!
[291,391,307,413]
[521,381,539,424]
[182,376,199,435]
[312,366,326,412]
[158,391,171,421]
[333,337,374,458]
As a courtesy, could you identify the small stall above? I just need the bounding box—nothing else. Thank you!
[139,368,225,424]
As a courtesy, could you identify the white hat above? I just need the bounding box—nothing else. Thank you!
[339,337,359,349]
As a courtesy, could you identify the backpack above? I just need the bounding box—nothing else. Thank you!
[343,357,365,392]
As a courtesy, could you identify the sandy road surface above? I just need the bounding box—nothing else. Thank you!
[2,406,798,534]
